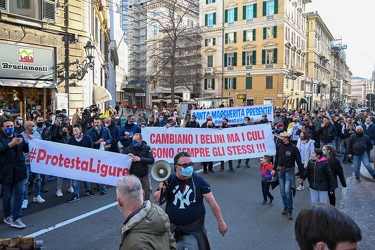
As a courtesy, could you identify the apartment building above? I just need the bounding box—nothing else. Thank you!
[200,0,311,108]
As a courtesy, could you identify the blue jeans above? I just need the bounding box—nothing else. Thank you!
[277,169,293,212]
[57,177,72,189]
[334,136,341,154]
[2,180,25,220]
[72,180,91,196]
[353,153,375,178]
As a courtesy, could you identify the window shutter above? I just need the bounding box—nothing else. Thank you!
[243,6,246,20]
[213,13,216,24]
[213,38,216,45]
[206,0,208,4]
[212,79,215,90]
[234,7,238,21]
[205,14,208,26]
[252,51,256,65]
[225,33,228,44]
[233,78,237,89]
[233,52,237,66]
[253,29,256,40]
[243,30,246,42]
[224,54,228,67]
[273,26,277,38]
[274,0,278,14]
[246,77,252,89]
[263,27,266,39]
[262,2,266,16]
[234,32,237,43]
[242,51,246,66]
[273,48,278,63]
[225,9,228,23]
[0,0,6,10]
[42,0,56,22]
[253,3,257,17]
[204,79,208,90]
[225,78,228,89]
[262,50,266,64]
[205,39,208,46]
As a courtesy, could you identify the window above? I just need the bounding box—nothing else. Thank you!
[243,4,257,19]
[225,8,238,23]
[207,55,213,67]
[263,0,278,16]
[205,38,216,46]
[153,25,158,35]
[204,79,215,89]
[242,51,256,66]
[263,26,277,39]
[225,78,237,89]
[243,29,256,42]
[1,0,56,22]
[266,76,273,89]
[225,32,237,44]
[224,53,237,66]
[246,77,253,89]
[262,49,278,64]
[205,13,216,26]
[206,0,215,4]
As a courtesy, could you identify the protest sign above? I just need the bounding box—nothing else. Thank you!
[29,140,132,186]
[142,124,276,163]
[190,104,274,127]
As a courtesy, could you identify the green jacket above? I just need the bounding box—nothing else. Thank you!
[120,200,177,250]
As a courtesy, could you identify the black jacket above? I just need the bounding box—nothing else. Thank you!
[274,142,303,173]
[318,123,337,143]
[327,158,347,188]
[347,133,373,155]
[0,132,29,184]
[123,141,155,178]
[301,158,335,192]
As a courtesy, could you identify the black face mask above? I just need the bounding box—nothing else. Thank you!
[62,131,68,136]
[37,122,44,128]
[356,131,363,136]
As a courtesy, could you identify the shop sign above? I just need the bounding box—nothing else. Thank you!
[0,43,55,80]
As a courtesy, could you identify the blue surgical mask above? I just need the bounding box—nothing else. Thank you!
[365,121,371,125]
[132,141,140,148]
[181,166,194,177]
[323,151,327,156]
[311,157,317,161]
[32,126,37,133]
[4,127,14,135]
[243,120,248,124]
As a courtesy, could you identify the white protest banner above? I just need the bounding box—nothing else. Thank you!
[190,104,274,127]
[29,140,132,186]
[142,124,276,163]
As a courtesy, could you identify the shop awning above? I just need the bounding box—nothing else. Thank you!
[301,98,308,104]
[93,84,112,104]
[0,79,56,88]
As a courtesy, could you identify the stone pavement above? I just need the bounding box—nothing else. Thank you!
[340,165,375,249]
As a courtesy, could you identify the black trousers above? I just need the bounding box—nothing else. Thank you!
[203,162,213,171]
[261,180,274,201]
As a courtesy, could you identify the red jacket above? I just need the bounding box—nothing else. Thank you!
[260,162,274,180]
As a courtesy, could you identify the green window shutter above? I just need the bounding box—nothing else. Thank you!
[233,53,237,66]
[243,6,246,20]
[317,85,321,94]
[234,32,237,43]
[213,13,216,24]
[274,0,278,14]
[205,14,208,26]
[225,33,228,44]
[262,50,266,64]
[252,51,256,65]
[263,27,266,39]
[225,9,228,23]
[212,79,215,90]
[213,38,216,45]
[262,2,266,16]
[234,7,238,21]
[205,39,208,46]
[253,29,256,41]
[233,78,237,89]
[273,48,278,63]
[253,3,257,17]
[224,54,228,67]
[204,79,208,90]
[42,0,56,22]
[242,51,246,66]
[243,30,246,42]
[246,77,253,89]
[225,78,228,89]
[0,0,6,10]
[273,26,277,38]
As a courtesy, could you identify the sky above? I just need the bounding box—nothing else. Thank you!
[306,0,374,79]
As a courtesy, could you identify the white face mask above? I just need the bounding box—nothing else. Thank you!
[104,123,110,127]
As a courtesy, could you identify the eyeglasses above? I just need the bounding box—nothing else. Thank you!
[176,162,193,168]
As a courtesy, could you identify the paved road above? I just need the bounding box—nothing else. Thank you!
[0,158,373,249]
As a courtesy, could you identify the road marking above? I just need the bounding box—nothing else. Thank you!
[27,202,118,237]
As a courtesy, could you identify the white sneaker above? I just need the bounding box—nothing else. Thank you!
[21,200,28,209]
[3,216,13,225]
[33,195,45,203]
[11,218,26,229]
[68,186,74,193]
[56,189,63,197]
[296,185,304,191]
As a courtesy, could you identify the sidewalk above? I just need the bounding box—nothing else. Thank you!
[340,165,375,249]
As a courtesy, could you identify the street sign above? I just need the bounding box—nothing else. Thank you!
[366,93,375,100]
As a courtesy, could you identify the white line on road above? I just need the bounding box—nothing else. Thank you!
[27,202,118,237]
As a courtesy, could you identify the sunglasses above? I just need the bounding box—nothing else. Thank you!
[176,162,193,168]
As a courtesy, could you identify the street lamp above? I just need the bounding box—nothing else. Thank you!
[285,68,297,109]
[74,41,96,80]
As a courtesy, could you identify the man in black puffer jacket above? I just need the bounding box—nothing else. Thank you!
[347,126,375,182]
[123,133,155,200]
[318,117,337,148]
